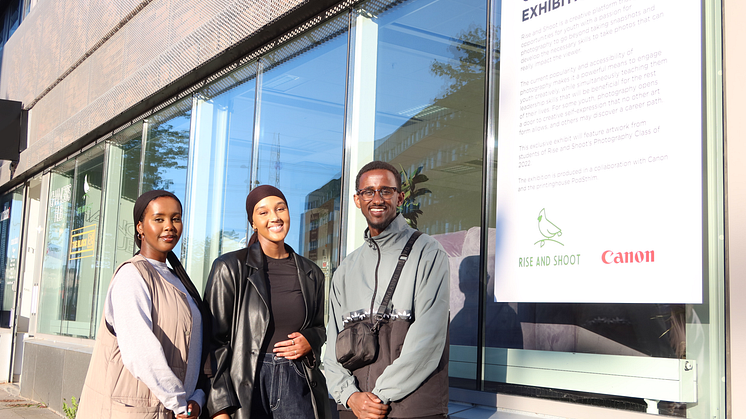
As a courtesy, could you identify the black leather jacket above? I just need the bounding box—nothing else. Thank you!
[203,242,330,419]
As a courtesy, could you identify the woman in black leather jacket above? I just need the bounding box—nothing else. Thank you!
[203,185,330,419]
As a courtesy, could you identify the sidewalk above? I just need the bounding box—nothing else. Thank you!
[0,384,63,419]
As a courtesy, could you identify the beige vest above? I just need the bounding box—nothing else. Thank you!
[77,255,193,419]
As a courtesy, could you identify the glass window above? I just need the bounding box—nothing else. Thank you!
[143,99,192,258]
[344,0,488,387]
[23,0,34,18]
[0,8,5,66]
[38,144,106,338]
[0,9,5,43]
[62,145,106,337]
[0,186,24,328]
[253,14,348,286]
[38,160,75,336]
[6,0,20,39]
[143,100,191,201]
[94,123,144,336]
[17,176,43,339]
[183,63,258,290]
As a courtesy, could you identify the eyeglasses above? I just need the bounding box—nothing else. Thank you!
[357,187,398,201]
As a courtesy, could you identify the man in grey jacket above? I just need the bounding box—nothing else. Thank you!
[325,161,450,419]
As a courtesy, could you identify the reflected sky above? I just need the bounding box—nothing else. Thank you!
[255,24,347,250]
[374,0,487,141]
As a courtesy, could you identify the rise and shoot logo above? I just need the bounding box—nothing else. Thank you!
[535,208,563,247]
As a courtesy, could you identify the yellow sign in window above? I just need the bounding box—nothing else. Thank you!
[69,224,97,260]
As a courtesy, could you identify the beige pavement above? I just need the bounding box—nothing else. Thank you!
[0,384,62,419]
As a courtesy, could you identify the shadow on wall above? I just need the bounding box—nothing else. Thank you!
[433,227,523,348]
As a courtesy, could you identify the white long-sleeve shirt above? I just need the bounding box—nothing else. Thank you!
[104,257,205,414]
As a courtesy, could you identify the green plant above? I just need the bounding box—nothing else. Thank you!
[398,165,432,229]
[62,397,78,419]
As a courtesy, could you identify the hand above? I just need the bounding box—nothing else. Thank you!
[347,392,389,419]
[175,400,200,418]
[273,332,311,359]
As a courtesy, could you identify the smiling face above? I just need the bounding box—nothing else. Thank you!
[354,169,405,237]
[252,195,290,247]
[137,196,182,262]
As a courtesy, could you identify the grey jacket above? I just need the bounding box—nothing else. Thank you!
[324,214,450,417]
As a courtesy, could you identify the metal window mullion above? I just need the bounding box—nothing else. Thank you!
[7,183,29,382]
[338,8,354,262]
[29,172,51,336]
[479,0,499,391]
[61,159,81,335]
[181,94,202,262]
[138,120,149,197]
[88,142,110,338]
[249,59,266,193]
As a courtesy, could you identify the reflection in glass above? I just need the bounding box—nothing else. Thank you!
[95,124,144,336]
[38,160,75,335]
[61,145,105,337]
[350,0,488,387]
[38,144,106,338]
[143,101,191,201]
[253,14,347,287]
[184,63,258,291]
[368,0,487,233]
[6,0,20,38]
[143,99,192,259]
[17,176,42,340]
[0,186,25,327]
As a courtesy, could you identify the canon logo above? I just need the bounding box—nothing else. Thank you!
[602,250,655,264]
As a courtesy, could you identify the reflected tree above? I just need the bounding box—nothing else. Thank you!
[430,24,489,99]
[142,123,190,191]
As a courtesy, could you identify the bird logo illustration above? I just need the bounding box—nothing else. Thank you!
[534,208,563,247]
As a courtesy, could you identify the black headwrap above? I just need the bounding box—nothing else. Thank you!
[132,190,204,311]
[246,185,288,247]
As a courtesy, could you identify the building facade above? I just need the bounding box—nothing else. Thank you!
[0,0,743,417]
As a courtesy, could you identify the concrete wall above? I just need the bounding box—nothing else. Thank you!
[19,340,91,415]
[0,0,305,183]
[0,328,13,383]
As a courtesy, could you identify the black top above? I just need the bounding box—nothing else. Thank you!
[260,254,305,353]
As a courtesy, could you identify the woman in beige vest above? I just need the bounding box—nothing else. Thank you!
[78,190,206,419]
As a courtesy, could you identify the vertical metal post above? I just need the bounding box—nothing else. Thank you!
[139,120,149,196]
[7,184,28,382]
[478,0,499,391]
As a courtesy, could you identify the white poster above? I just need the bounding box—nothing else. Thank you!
[495,0,703,303]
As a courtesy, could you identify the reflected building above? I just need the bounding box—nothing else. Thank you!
[375,102,484,236]
[301,178,341,280]
[372,23,487,236]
